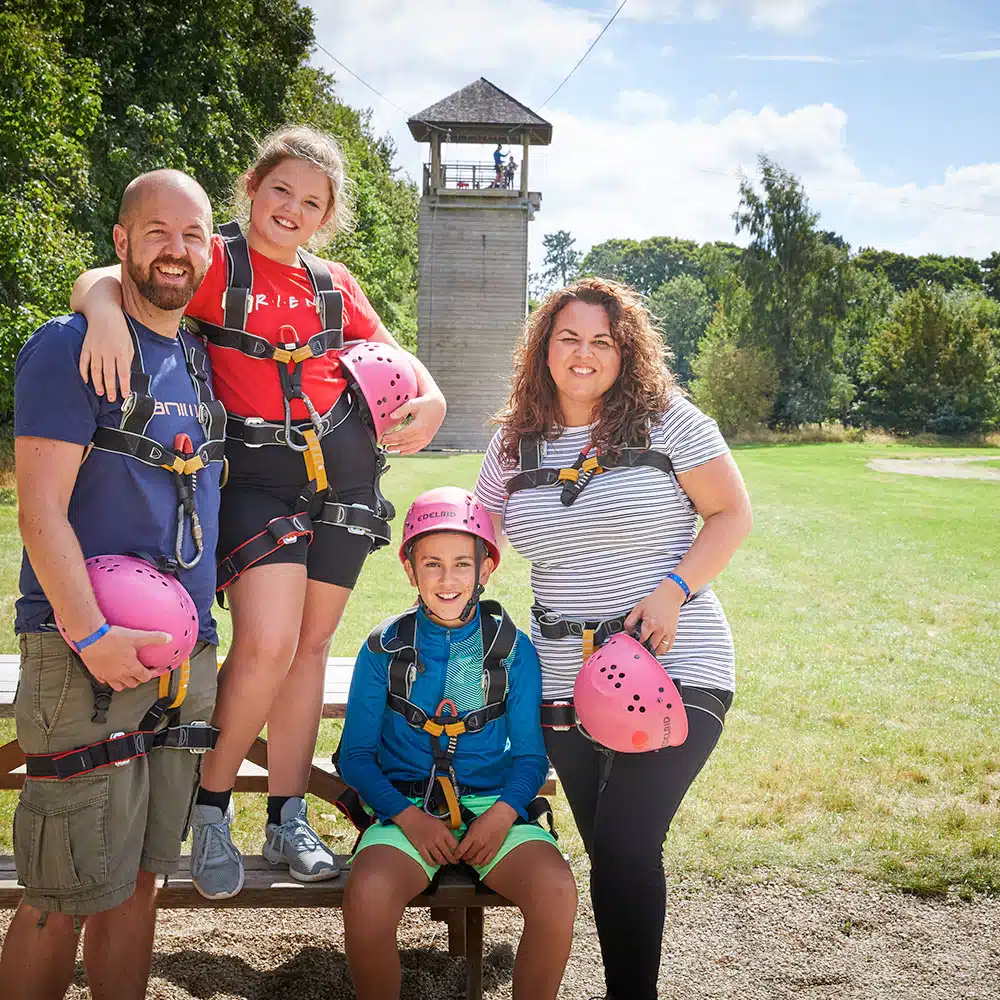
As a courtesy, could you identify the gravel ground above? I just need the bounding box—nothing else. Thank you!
[868,456,1000,480]
[4,870,996,999]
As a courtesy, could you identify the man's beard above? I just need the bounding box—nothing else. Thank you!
[126,254,204,311]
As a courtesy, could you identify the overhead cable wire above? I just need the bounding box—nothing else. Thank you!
[540,0,630,108]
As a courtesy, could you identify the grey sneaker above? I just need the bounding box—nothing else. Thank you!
[262,796,340,882]
[190,801,245,900]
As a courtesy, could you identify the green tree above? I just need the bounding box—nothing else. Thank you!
[541,230,582,288]
[690,304,778,436]
[980,251,1000,302]
[648,275,711,384]
[859,283,1000,434]
[283,67,419,348]
[580,236,702,295]
[853,248,982,294]
[735,156,848,426]
[0,7,100,418]
[56,0,314,257]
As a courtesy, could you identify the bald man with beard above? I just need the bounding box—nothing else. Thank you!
[0,170,224,1000]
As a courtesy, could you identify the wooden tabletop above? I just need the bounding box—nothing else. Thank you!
[0,654,356,719]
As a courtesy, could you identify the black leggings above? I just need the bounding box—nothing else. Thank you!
[545,688,732,1000]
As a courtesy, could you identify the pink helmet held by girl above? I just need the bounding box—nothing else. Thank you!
[573,633,688,753]
[339,341,419,441]
[56,555,199,676]
[399,487,501,567]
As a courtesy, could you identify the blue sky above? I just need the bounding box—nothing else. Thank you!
[309,0,1000,263]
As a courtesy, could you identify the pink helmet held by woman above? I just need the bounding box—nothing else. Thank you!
[339,341,419,440]
[399,487,501,567]
[573,632,688,753]
[56,555,199,676]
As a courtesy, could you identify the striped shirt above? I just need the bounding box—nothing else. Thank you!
[475,394,736,699]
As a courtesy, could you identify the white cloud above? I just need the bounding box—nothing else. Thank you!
[934,49,1000,61]
[623,0,831,31]
[305,3,1000,265]
[528,102,1000,261]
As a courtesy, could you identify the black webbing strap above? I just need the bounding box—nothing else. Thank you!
[24,722,218,779]
[216,512,313,592]
[225,392,353,448]
[315,500,391,549]
[219,220,253,331]
[531,604,628,645]
[506,437,676,502]
[541,686,729,731]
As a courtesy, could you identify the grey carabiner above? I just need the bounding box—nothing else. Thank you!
[283,398,310,452]
[175,503,204,570]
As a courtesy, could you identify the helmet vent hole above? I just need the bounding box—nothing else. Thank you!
[614,682,621,689]
[599,666,606,673]
[658,687,664,693]
[618,672,625,679]
[632,694,640,701]
[627,705,634,712]
[638,706,646,713]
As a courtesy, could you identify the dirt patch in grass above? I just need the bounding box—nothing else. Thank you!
[3,871,997,999]
[868,456,1000,480]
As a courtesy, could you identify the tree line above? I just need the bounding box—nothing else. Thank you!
[0,0,419,421]
[538,158,1000,436]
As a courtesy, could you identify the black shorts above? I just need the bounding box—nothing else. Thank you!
[218,399,380,590]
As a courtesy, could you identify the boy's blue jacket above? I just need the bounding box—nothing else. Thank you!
[338,605,548,822]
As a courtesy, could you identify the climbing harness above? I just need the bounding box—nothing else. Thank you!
[195,222,395,590]
[24,651,218,779]
[89,315,226,569]
[334,600,556,840]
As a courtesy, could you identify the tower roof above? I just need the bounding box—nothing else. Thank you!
[408,78,552,145]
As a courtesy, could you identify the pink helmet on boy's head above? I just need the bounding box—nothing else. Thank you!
[399,487,500,567]
[339,341,419,441]
[573,633,688,753]
[55,555,198,676]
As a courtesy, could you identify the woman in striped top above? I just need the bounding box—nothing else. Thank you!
[475,277,752,1000]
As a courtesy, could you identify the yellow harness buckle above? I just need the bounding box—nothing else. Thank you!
[581,456,603,475]
[423,720,445,737]
[271,346,293,364]
[557,467,580,484]
[290,344,316,363]
[582,628,596,662]
[302,428,328,493]
[158,658,191,711]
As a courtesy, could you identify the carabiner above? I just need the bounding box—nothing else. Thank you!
[283,397,310,452]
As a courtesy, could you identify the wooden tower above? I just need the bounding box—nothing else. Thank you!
[408,78,552,451]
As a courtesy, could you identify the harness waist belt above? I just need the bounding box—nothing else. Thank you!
[226,392,353,448]
[541,686,728,730]
[24,721,219,779]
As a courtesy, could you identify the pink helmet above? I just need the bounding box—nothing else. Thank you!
[573,633,688,753]
[56,555,199,676]
[339,342,419,440]
[399,487,501,567]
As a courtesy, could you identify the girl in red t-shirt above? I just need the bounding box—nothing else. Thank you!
[71,126,446,897]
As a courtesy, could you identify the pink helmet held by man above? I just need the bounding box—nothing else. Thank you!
[573,632,688,753]
[339,341,419,441]
[56,555,198,676]
[399,487,501,567]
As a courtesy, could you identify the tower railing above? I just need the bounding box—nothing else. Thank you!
[423,161,520,194]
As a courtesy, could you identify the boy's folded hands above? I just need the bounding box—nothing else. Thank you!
[453,802,518,868]
[393,805,458,866]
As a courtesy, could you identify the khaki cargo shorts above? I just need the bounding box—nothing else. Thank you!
[12,632,218,915]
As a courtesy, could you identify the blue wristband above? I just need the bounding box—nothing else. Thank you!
[72,622,110,652]
[666,572,691,601]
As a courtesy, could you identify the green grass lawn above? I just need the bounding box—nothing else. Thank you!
[1,442,998,895]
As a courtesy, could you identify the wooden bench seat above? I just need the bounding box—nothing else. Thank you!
[0,854,509,999]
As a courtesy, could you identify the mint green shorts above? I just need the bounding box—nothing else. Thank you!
[353,794,558,880]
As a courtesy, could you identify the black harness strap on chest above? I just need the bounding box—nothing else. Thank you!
[505,436,676,506]
[89,319,226,570]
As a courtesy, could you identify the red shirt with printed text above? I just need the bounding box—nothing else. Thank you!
[185,234,382,421]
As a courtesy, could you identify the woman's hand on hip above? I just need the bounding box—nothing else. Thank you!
[381,393,447,454]
[624,580,685,655]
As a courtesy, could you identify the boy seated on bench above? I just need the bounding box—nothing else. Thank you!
[339,488,577,1000]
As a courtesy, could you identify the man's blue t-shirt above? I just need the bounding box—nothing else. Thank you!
[14,313,222,644]
[493,147,503,168]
